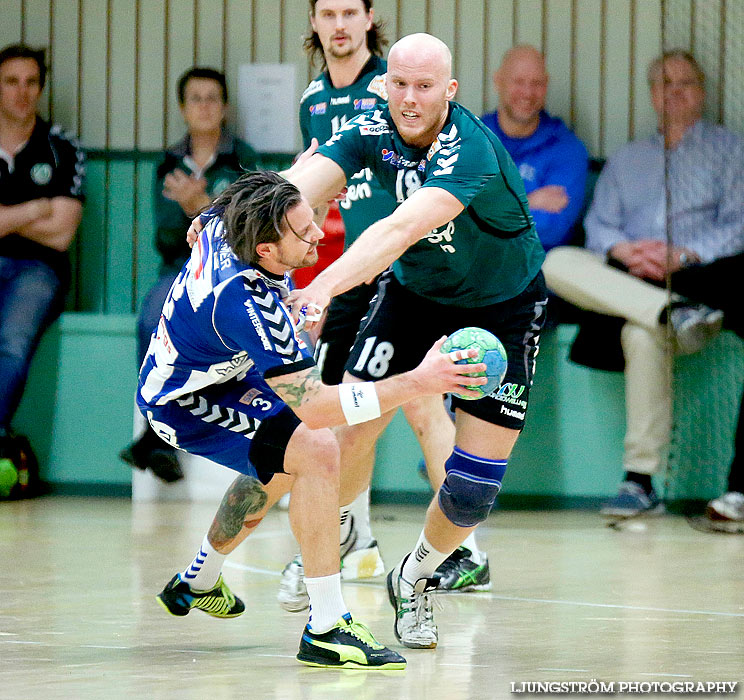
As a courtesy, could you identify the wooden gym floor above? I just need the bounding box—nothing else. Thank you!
[1,497,742,699]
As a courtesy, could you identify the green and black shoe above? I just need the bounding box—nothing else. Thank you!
[156,573,245,618]
[434,546,492,592]
[297,613,406,670]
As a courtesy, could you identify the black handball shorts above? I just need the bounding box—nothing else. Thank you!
[343,271,548,430]
[314,279,380,385]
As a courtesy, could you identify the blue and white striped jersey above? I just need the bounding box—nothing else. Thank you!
[137,215,314,414]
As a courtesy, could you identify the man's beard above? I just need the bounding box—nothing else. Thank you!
[283,248,318,270]
[327,36,361,60]
[503,103,539,126]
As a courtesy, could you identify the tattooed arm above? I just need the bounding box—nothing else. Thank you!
[265,339,487,430]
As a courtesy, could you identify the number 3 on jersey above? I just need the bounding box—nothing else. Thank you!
[353,336,394,378]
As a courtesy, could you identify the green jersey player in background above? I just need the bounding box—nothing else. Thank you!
[279,0,490,613]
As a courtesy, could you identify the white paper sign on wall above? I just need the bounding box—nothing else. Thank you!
[237,63,297,153]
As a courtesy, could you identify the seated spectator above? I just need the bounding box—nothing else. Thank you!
[543,50,744,517]
[120,67,258,481]
[0,45,84,461]
[481,45,588,252]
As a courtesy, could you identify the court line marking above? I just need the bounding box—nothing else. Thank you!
[223,561,744,618]
[81,645,130,650]
[483,594,744,618]
[225,561,282,577]
[0,639,296,659]
[638,672,693,678]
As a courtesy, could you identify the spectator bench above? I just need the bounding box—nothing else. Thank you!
[15,314,742,508]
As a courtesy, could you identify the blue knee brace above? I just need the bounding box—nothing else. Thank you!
[438,447,507,527]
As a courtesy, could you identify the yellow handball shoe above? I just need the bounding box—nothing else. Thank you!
[156,573,245,618]
[297,613,406,670]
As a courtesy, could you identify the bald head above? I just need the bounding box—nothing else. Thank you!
[388,33,452,79]
[493,44,548,137]
[385,33,458,148]
[498,44,546,75]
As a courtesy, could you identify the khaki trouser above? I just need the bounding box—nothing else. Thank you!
[543,247,672,475]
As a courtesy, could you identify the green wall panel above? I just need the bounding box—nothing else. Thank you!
[105,161,136,314]
[134,160,160,312]
[669,333,744,501]
[11,316,738,501]
[14,314,138,489]
[508,327,626,497]
[78,159,107,312]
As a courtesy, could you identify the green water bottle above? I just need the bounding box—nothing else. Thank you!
[0,458,18,498]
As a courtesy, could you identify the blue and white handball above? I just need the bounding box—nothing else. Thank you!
[441,327,508,400]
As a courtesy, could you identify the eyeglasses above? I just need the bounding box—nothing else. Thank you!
[184,95,224,105]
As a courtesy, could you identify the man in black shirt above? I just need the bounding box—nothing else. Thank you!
[0,44,84,457]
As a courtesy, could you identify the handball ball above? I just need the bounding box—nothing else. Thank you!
[441,327,508,400]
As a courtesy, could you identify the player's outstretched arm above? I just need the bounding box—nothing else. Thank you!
[265,337,485,430]
[184,153,347,249]
[284,152,348,217]
[286,186,464,328]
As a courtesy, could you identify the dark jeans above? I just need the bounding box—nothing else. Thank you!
[137,272,178,364]
[673,252,744,490]
[0,257,65,430]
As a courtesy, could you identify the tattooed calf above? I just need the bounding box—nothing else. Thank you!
[208,474,268,548]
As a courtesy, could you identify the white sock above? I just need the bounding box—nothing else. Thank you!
[305,572,348,634]
[181,536,226,590]
[462,531,481,558]
[347,488,374,544]
[401,531,449,583]
[339,505,353,546]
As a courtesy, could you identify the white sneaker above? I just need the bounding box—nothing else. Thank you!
[385,556,438,649]
[339,515,385,580]
[341,539,385,580]
[670,304,724,355]
[278,521,386,612]
[706,491,744,521]
[277,555,309,612]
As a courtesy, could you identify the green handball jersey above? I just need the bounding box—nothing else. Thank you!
[317,102,546,306]
[299,55,397,248]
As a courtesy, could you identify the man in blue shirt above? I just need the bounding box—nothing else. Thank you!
[139,170,484,668]
[481,45,588,251]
